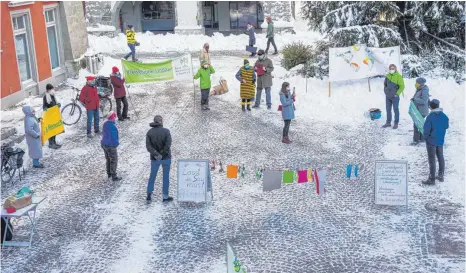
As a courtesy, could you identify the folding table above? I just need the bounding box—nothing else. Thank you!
[1,196,46,247]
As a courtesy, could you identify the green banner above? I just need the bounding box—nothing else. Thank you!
[122,60,174,83]
[408,101,425,135]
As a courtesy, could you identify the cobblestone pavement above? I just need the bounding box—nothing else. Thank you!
[1,56,464,273]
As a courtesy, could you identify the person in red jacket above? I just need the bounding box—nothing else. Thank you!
[79,76,101,138]
[110,67,130,121]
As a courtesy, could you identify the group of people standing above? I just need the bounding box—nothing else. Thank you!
[383,64,449,185]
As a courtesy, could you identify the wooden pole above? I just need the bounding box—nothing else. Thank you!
[368,77,372,92]
[328,82,331,97]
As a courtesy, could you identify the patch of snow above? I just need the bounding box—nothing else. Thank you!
[87,24,116,32]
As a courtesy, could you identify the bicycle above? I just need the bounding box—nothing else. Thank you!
[61,83,113,126]
[1,143,25,184]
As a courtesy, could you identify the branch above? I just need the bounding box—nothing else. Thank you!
[322,3,358,22]
[421,30,466,53]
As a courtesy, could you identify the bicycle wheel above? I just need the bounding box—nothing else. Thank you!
[1,163,16,184]
[61,103,82,125]
[100,97,112,118]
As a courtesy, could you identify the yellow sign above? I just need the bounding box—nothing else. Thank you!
[40,105,64,146]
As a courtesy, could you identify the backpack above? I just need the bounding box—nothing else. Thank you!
[1,218,13,245]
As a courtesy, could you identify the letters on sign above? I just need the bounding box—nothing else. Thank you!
[177,160,209,202]
[374,160,408,206]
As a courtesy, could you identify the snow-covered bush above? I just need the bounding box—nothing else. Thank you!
[281,41,313,70]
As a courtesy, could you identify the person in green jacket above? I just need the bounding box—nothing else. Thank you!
[382,64,405,129]
[265,16,278,55]
[193,60,215,110]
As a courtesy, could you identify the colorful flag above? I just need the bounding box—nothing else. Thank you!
[307,169,314,182]
[256,168,263,179]
[282,170,294,184]
[227,165,239,178]
[297,170,308,183]
[263,170,282,192]
[314,169,326,195]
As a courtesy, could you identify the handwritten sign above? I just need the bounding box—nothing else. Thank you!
[177,160,209,202]
[374,160,408,206]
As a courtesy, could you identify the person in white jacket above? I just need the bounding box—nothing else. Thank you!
[199,43,211,66]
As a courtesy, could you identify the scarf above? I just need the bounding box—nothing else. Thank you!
[45,91,55,105]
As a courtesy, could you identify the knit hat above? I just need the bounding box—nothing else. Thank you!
[108,111,116,121]
[266,16,272,21]
[201,60,208,65]
[112,66,119,74]
[244,59,249,65]
[46,83,54,91]
[153,115,163,125]
[128,24,133,29]
[416,77,426,85]
[430,99,440,109]
[86,76,96,81]
[257,49,265,56]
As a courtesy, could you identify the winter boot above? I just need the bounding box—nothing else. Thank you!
[436,173,444,182]
[205,104,210,110]
[393,123,399,129]
[242,105,246,112]
[163,197,174,202]
[422,176,435,185]
[247,104,251,111]
[273,51,279,55]
[202,105,207,111]
[252,104,259,108]
[146,193,152,201]
[33,163,44,168]
[410,141,419,146]
[112,176,122,181]
[87,134,94,138]
[267,105,271,110]
[282,137,290,144]
[382,123,391,128]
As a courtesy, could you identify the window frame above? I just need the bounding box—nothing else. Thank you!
[10,9,37,88]
[44,5,61,71]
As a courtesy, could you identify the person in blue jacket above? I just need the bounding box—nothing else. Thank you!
[247,22,256,57]
[101,111,122,181]
[279,82,295,144]
[422,99,449,185]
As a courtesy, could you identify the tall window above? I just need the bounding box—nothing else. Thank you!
[45,9,59,69]
[12,14,32,82]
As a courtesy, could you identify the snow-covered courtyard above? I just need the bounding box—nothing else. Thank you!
[1,30,465,272]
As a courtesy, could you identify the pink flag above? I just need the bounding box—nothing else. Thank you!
[297,170,308,183]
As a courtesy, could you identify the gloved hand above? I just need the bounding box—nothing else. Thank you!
[38,118,43,122]
[155,154,163,161]
[43,107,48,111]
[57,103,61,108]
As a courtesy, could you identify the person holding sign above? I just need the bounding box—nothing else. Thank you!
[410,77,430,145]
[382,64,405,129]
[146,115,173,202]
[22,106,44,168]
[253,49,274,109]
[423,99,449,184]
[42,84,62,149]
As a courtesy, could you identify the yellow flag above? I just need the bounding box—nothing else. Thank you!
[41,105,65,146]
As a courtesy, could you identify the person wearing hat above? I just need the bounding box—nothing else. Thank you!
[43,83,62,149]
[235,59,256,111]
[146,115,173,202]
[101,111,122,181]
[79,76,101,138]
[279,82,296,144]
[110,66,129,121]
[422,99,449,184]
[193,60,215,110]
[199,43,211,66]
[382,64,405,129]
[410,77,430,145]
[253,49,274,109]
[246,23,256,57]
[124,24,138,62]
[265,16,278,55]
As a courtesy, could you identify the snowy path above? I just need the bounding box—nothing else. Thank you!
[1,56,464,273]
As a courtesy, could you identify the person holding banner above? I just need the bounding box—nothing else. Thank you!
[79,76,101,138]
[235,59,256,111]
[410,77,430,145]
[382,64,405,129]
[193,60,215,110]
[423,99,449,184]
[22,106,44,168]
[110,67,130,121]
[43,84,62,149]
[101,111,122,181]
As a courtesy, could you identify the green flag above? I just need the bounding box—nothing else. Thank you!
[408,101,425,135]
[122,59,174,83]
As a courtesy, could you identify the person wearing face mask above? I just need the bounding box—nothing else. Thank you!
[193,60,216,110]
[199,43,211,66]
[410,77,430,145]
[23,106,44,168]
[124,25,138,62]
[265,16,278,55]
[110,66,130,121]
[253,49,274,109]
[79,76,101,138]
[382,64,405,129]
[246,23,256,57]
[279,82,295,144]
[43,84,62,149]
[235,59,257,111]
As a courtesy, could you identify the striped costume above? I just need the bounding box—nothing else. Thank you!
[236,67,256,102]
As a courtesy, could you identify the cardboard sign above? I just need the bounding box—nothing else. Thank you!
[41,105,64,146]
[409,101,425,135]
[177,160,209,202]
[374,160,408,206]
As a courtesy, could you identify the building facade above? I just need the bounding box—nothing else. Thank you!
[1,1,88,109]
[85,1,294,35]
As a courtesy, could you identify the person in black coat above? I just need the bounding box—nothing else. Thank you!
[42,84,61,149]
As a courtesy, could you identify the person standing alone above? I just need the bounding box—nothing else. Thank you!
[279,82,295,144]
[247,23,256,57]
[110,66,130,121]
[124,25,138,62]
[422,99,449,185]
[101,111,122,181]
[146,115,173,202]
[382,64,404,129]
[265,16,278,55]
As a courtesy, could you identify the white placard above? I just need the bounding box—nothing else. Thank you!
[172,54,193,81]
[329,45,401,82]
[177,160,208,202]
[374,160,408,206]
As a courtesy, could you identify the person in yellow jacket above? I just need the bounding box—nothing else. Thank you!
[124,25,138,62]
